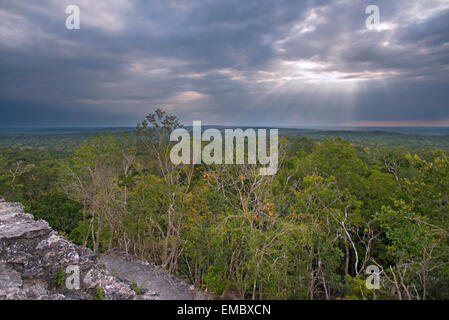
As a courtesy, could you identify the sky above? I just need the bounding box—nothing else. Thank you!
[0,0,449,127]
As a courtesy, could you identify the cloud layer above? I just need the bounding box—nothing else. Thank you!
[1,0,448,126]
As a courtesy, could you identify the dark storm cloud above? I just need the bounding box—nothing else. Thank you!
[0,0,448,126]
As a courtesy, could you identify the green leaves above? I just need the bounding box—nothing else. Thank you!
[377,201,433,260]
[3,111,449,299]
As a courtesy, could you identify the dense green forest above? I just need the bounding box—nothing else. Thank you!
[1,110,449,300]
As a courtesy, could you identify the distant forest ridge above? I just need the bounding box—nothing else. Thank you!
[1,126,448,150]
[1,125,449,135]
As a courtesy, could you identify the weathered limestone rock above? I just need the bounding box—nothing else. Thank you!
[0,202,139,300]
